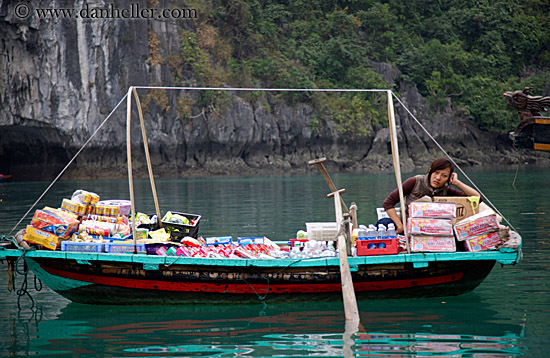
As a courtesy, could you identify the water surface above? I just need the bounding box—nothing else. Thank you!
[0,167,548,357]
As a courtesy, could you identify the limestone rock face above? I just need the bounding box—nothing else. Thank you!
[0,1,530,181]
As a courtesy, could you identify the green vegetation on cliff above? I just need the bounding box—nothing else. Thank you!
[178,0,550,133]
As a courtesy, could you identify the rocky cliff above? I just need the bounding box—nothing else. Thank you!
[0,1,545,181]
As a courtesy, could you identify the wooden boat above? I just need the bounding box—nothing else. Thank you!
[0,87,523,305]
[0,240,521,304]
[0,173,11,182]
[505,87,550,151]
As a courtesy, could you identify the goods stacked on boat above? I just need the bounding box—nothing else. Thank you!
[408,202,457,252]
[454,210,502,251]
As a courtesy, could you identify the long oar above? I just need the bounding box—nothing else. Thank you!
[309,158,348,212]
[328,189,362,336]
[309,158,359,231]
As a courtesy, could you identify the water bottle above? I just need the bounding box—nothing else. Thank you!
[377,224,388,249]
[366,229,377,249]
[386,223,397,240]
[377,224,387,240]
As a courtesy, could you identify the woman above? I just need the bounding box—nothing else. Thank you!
[382,158,480,234]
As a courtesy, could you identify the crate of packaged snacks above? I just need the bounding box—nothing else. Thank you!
[61,241,105,253]
[104,242,146,254]
[161,211,201,238]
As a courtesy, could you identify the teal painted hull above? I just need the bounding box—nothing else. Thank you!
[0,245,521,304]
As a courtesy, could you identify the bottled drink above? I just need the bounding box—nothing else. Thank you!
[377,224,387,240]
[386,223,397,240]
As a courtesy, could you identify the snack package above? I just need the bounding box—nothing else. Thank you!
[409,202,456,219]
[23,225,61,250]
[463,231,501,252]
[410,236,456,252]
[453,210,499,241]
[71,190,100,205]
[79,220,118,237]
[61,198,88,216]
[407,218,454,236]
[97,199,131,216]
[31,208,80,238]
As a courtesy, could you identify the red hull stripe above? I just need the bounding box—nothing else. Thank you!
[43,266,463,294]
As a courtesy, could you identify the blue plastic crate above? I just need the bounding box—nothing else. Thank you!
[61,241,105,253]
[104,242,146,254]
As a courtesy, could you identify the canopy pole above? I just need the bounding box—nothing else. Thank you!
[132,88,162,227]
[387,90,410,253]
[126,87,137,253]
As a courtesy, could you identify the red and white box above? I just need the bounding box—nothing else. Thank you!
[463,231,501,252]
[409,202,456,219]
[410,236,456,252]
[454,210,499,241]
[407,218,454,236]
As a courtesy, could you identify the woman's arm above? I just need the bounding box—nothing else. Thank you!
[386,208,404,234]
[449,173,480,196]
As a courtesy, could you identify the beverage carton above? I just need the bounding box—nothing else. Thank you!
[453,210,499,241]
[407,218,454,236]
[463,231,501,252]
[409,202,456,219]
[410,236,456,252]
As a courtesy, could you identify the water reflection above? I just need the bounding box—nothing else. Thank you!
[3,298,525,357]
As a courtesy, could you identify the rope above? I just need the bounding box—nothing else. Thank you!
[391,92,517,231]
[134,85,389,93]
[7,93,129,237]
[14,249,38,311]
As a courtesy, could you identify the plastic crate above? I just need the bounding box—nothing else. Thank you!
[357,238,399,256]
[105,242,146,254]
[161,212,201,238]
[289,238,308,247]
[144,242,180,255]
[61,241,105,253]
[306,222,338,241]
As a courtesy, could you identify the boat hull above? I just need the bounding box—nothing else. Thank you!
[22,255,497,304]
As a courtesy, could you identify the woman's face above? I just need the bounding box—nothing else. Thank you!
[430,167,451,188]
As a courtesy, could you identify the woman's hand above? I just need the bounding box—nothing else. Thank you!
[449,172,459,186]
[449,172,481,197]
[395,222,404,234]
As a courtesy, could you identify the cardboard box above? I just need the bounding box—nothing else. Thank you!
[433,196,480,222]
[453,210,499,241]
[410,236,456,252]
[409,202,456,219]
[31,208,79,238]
[23,225,61,250]
[407,218,454,236]
[463,231,501,252]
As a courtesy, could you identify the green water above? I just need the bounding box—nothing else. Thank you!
[0,167,548,357]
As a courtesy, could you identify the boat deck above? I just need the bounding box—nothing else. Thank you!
[0,246,521,269]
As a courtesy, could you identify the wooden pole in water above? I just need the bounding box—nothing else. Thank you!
[132,88,163,227]
[328,189,361,332]
[387,90,410,253]
[126,87,137,253]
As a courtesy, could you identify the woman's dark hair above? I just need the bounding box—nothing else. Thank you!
[428,158,454,183]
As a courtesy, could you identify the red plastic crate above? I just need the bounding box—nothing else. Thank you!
[357,238,399,256]
[290,238,308,247]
